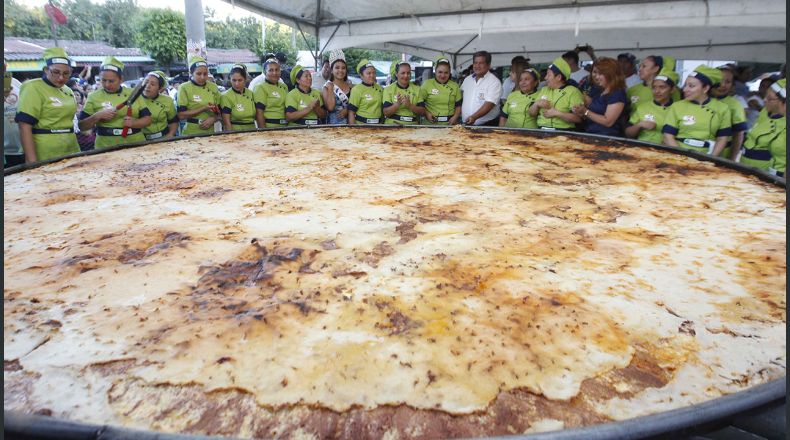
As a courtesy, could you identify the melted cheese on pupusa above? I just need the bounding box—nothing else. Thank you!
[4,128,785,421]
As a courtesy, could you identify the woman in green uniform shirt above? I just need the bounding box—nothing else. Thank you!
[15,47,80,163]
[662,65,732,156]
[627,55,680,111]
[419,57,461,125]
[625,68,678,144]
[712,65,748,160]
[78,56,151,149]
[141,70,177,141]
[177,56,221,135]
[253,56,289,128]
[348,60,384,125]
[285,65,326,126]
[220,64,257,131]
[739,79,786,177]
[499,68,540,128]
[528,57,584,130]
[383,61,424,125]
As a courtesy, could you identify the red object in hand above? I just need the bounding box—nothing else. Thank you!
[121,106,132,138]
[44,3,68,25]
[208,103,219,114]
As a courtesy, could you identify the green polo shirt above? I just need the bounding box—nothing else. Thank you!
[177,80,221,135]
[141,93,177,138]
[285,86,324,126]
[220,87,257,130]
[628,99,673,145]
[383,81,422,125]
[535,85,584,130]
[418,78,461,125]
[252,79,289,127]
[627,83,681,113]
[82,87,150,149]
[740,110,786,173]
[348,82,384,123]
[501,90,540,129]
[662,98,732,154]
[15,77,80,161]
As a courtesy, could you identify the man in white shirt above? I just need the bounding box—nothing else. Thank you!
[618,53,641,89]
[311,58,330,91]
[461,51,502,126]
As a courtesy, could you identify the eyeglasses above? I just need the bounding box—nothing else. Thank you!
[48,68,72,78]
[764,96,781,102]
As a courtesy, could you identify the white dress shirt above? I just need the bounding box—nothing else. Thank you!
[461,70,502,125]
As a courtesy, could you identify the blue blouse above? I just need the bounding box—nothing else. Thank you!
[586,89,627,137]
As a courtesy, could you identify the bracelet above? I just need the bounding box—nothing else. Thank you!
[584,110,590,117]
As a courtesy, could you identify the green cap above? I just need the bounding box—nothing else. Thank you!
[357,59,375,76]
[548,56,571,80]
[770,78,786,99]
[189,55,208,72]
[147,70,168,87]
[653,67,679,87]
[390,60,410,78]
[290,64,305,86]
[434,56,451,71]
[100,56,124,74]
[689,64,722,87]
[43,47,71,67]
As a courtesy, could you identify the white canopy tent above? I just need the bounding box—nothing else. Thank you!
[224,0,786,68]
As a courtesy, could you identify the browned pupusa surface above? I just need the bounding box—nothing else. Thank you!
[4,127,785,439]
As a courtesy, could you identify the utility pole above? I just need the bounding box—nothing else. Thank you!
[184,0,207,62]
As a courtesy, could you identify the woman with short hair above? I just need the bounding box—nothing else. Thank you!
[253,56,289,128]
[499,68,541,129]
[572,57,628,137]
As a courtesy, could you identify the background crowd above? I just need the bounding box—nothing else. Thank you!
[4,45,786,177]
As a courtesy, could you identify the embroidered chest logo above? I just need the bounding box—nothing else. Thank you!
[271,91,281,98]
[236,104,245,111]
[193,94,202,102]
[431,88,439,95]
[299,99,307,108]
[682,115,696,125]
[364,93,372,101]
[477,92,485,101]
[631,96,640,104]
[644,113,655,122]
[49,97,63,107]
[540,95,549,100]
[101,101,113,110]
[510,102,518,108]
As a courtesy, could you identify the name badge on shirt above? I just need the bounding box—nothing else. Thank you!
[477,92,485,101]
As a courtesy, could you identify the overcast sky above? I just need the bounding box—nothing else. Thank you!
[26,0,261,21]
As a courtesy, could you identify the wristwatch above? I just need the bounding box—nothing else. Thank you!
[584,109,590,117]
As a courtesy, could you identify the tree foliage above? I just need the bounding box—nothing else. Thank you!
[98,0,139,47]
[4,0,50,38]
[135,8,186,73]
[59,0,102,41]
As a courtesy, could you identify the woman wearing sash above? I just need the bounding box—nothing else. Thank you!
[322,50,352,124]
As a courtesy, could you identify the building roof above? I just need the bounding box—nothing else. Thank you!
[4,37,147,60]
[205,48,259,64]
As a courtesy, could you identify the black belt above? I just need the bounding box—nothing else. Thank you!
[186,118,212,124]
[292,118,319,126]
[741,148,772,161]
[356,116,381,124]
[387,114,416,123]
[96,127,141,136]
[145,128,168,140]
[231,120,255,126]
[32,127,74,134]
[265,118,287,125]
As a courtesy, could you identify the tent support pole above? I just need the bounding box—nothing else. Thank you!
[319,23,342,55]
[314,0,322,68]
[454,35,478,57]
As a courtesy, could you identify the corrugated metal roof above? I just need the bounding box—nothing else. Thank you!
[4,37,146,57]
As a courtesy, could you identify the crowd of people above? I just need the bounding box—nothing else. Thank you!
[4,45,786,177]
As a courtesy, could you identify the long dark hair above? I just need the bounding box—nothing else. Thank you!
[329,59,347,82]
